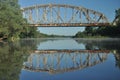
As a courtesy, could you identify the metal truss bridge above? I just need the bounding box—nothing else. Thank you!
[21,4,112,27]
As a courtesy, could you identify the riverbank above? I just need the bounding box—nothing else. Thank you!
[73,37,120,41]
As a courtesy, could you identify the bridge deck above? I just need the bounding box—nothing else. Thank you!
[33,49,111,54]
[28,23,111,27]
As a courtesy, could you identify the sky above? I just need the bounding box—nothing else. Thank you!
[19,0,120,36]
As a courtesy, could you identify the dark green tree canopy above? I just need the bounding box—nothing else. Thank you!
[0,0,38,41]
[115,9,120,25]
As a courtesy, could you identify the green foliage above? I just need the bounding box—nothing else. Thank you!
[0,0,39,41]
[85,27,93,35]
[115,9,120,25]
[0,0,24,40]
[74,31,86,38]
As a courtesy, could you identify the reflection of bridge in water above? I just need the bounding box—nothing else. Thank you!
[23,50,110,74]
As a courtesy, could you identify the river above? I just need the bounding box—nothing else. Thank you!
[0,38,120,80]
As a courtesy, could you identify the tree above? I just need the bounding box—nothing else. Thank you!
[115,9,120,25]
[0,0,39,41]
[0,0,26,40]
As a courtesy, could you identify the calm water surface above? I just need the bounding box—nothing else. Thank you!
[0,38,120,80]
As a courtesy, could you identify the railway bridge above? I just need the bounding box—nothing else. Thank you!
[21,4,115,27]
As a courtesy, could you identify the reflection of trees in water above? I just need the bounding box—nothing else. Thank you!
[114,50,120,69]
[0,38,120,79]
[0,41,36,80]
[75,38,120,50]
[0,43,23,80]
[23,52,108,74]
[75,39,120,69]
[19,39,120,71]
[0,38,76,79]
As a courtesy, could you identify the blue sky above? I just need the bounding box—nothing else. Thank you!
[19,0,120,36]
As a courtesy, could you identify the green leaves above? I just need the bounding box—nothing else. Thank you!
[0,0,39,41]
[115,9,120,25]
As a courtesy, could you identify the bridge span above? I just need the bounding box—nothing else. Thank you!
[21,4,112,27]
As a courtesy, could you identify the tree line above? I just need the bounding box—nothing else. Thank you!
[74,9,120,38]
[0,0,39,41]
